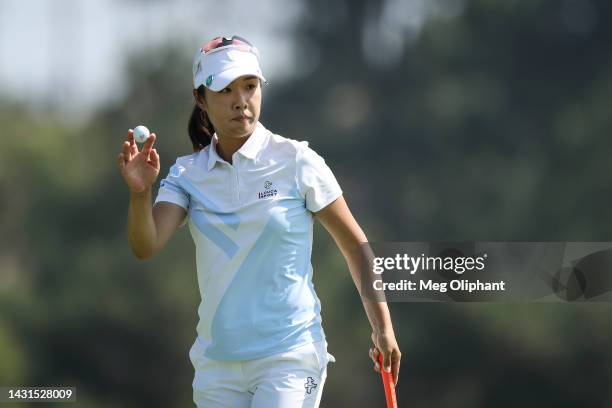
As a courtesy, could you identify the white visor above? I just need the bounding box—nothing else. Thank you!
[193,45,267,92]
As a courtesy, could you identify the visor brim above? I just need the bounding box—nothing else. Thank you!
[206,67,267,92]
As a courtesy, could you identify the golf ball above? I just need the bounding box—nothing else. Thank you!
[133,125,150,143]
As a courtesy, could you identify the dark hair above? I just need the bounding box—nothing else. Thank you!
[188,85,215,151]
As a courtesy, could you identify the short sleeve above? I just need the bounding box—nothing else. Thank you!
[155,163,190,210]
[296,143,343,212]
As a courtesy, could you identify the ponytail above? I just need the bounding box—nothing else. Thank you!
[188,85,215,152]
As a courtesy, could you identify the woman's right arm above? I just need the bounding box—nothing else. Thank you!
[127,191,186,259]
[118,129,187,260]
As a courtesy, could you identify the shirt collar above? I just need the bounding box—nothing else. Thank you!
[207,121,267,171]
[207,134,223,171]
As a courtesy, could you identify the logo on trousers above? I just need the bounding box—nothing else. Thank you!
[304,377,318,394]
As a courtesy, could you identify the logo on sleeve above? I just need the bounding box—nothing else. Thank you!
[257,180,278,199]
[304,377,318,394]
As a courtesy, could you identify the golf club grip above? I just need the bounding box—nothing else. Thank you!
[378,353,398,408]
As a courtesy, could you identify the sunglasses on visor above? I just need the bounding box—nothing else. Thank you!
[200,35,259,57]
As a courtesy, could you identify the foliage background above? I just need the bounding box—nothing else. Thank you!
[1,0,612,406]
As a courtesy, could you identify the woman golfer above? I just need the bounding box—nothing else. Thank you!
[117,35,400,407]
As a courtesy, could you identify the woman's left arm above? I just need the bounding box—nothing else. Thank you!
[315,196,402,385]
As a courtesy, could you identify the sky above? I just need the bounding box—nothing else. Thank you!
[0,0,305,120]
[0,0,468,122]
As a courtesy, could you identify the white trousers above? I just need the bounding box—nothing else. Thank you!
[189,339,335,408]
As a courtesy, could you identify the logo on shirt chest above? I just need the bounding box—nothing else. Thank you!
[257,180,278,199]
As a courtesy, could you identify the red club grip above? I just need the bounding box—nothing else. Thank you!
[378,353,398,408]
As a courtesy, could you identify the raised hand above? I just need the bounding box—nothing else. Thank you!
[117,129,160,194]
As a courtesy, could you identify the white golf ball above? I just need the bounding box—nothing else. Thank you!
[133,125,150,143]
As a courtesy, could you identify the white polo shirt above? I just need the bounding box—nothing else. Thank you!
[155,122,343,361]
